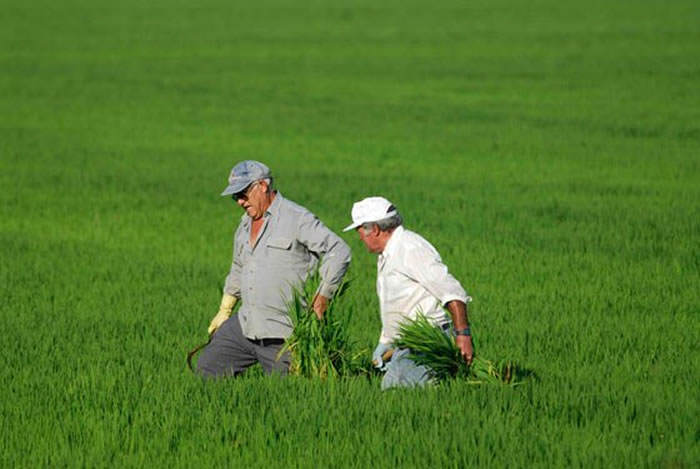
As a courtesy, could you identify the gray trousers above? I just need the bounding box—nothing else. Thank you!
[197,315,291,378]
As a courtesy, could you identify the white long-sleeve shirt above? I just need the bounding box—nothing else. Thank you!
[377,225,471,345]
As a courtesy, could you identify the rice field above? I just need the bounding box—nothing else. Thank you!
[1,0,698,467]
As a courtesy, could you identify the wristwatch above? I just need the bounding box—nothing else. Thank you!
[454,327,471,337]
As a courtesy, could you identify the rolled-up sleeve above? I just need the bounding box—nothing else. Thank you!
[404,247,469,306]
[297,211,351,298]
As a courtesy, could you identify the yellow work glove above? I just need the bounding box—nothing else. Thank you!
[207,293,237,336]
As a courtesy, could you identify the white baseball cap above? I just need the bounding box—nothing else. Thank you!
[343,196,398,232]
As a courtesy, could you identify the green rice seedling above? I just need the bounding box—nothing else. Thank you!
[2,1,697,465]
[280,272,360,378]
[394,314,523,385]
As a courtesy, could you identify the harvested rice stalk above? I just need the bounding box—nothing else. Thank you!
[394,313,523,385]
[279,272,359,379]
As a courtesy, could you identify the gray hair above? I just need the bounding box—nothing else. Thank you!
[259,177,274,191]
[362,208,403,233]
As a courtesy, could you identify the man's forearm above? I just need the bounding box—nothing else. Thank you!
[445,300,469,330]
[446,300,474,364]
[317,240,352,298]
[297,212,352,298]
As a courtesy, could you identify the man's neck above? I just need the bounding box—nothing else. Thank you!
[250,191,277,221]
[377,228,396,254]
[261,190,277,213]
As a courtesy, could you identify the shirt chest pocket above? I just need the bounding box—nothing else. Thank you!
[266,237,295,260]
[267,237,301,266]
[267,237,292,250]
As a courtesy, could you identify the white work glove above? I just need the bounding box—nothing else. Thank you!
[372,342,391,370]
[207,293,237,336]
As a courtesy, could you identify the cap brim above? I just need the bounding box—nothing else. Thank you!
[221,179,251,197]
[342,209,398,232]
[342,221,361,232]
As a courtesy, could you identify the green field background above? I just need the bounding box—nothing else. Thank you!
[1,0,698,467]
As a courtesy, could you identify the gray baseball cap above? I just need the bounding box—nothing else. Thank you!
[221,160,271,196]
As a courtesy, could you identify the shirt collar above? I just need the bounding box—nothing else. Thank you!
[379,225,404,264]
[265,191,283,218]
[239,191,284,227]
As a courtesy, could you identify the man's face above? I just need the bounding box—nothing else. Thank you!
[234,181,267,220]
[356,225,383,253]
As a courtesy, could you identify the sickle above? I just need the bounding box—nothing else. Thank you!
[187,337,212,372]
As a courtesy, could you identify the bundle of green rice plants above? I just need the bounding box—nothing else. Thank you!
[394,313,523,385]
[280,272,359,379]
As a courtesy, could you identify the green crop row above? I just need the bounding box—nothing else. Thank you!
[1,0,698,467]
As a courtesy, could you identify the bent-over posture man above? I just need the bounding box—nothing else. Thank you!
[344,196,474,389]
[198,160,351,377]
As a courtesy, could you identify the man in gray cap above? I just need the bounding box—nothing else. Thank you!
[197,160,351,377]
[344,196,474,389]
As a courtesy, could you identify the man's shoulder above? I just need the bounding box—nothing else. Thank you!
[235,213,249,229]
[397,228,440,257]
[275,195,318,224]
[278,195,313,215]
[399,228,432,248]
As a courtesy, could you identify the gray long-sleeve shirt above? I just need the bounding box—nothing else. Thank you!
[224,192,351,339]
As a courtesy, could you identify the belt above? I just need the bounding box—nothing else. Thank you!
[247,337,286,347]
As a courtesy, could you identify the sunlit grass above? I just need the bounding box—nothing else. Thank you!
[1,0,698,467]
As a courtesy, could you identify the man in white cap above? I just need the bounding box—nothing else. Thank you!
[197,160,351,377]
[344,196,474,389]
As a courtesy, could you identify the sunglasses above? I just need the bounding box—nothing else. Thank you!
[232,182,259,201]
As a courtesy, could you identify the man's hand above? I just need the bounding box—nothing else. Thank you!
[207,311,230,336]
[207,293,237,336]
[371,342,391,370]
[456,335,474,366]
[311,294,329,319]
